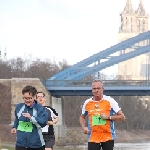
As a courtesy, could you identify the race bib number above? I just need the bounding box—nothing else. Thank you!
[92,115,106,126]
[17,121,33,132]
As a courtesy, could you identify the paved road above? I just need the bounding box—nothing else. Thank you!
[1,143,64,150]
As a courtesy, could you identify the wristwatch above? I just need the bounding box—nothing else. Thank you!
[109,116,112,120]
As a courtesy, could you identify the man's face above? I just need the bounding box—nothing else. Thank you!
[23,92,34,106]
[92,81,104,97]
[36,93,45,105]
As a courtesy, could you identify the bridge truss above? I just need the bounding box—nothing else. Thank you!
[47,31,150,85]
[44,31,150,96]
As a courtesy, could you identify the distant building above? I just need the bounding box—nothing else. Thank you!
[118,0,150,80]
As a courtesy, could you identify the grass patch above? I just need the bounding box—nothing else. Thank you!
[1,146,15,150]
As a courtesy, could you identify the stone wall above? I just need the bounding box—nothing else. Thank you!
[0,79,11,124]
[0,79,11,87]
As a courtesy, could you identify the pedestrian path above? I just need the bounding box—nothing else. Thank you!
[1,143,64,150]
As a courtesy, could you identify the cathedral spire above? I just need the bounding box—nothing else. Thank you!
[136,0,146,16]
[122,0,134,14]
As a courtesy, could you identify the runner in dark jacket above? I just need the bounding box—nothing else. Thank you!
[11,86,48,150]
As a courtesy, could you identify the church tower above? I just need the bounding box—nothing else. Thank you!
[118,0,149,79]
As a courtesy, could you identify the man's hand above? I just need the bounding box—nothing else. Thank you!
[53,117,59,124]
[11,128,16,134]
[22,113,31,119]
[100,113,110,120]
[82,127,90,134]
[47,121,54,125]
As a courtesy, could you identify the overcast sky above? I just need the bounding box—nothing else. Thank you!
[0,0,149,69]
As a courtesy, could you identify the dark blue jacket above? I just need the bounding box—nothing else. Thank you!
[13,100,48,148]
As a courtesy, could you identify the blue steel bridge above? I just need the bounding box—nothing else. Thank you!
[44,80,150,97]
[44,31,150,97]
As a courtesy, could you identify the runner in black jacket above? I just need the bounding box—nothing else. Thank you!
[36,92,59,150]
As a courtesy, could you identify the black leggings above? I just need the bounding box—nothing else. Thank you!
[15,145,44,150]
[88,140,114,150]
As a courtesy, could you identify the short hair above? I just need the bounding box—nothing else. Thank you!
[92,79,103,87]
[92,79,103,83]
[36,92,45,98]
[22,86,37,97]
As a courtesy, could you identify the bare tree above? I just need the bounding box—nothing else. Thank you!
[8,57,26,78]
[64,96,90,127]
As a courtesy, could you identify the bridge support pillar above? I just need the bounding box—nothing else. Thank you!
[51,96,66,146]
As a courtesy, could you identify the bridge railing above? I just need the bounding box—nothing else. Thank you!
[45,80,150,87]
